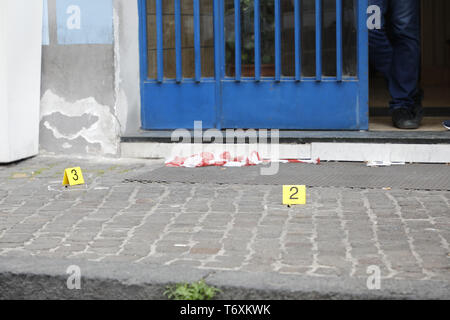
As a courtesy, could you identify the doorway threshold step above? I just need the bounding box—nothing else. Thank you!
[121,131,450,164]
[121,130,450,145]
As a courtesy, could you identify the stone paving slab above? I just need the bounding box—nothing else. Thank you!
[0,155,449,299]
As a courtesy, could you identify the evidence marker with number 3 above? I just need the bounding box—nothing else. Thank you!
[62,167,85,186]
[283,185,306,205]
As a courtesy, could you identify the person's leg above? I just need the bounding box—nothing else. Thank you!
[387,0,421,111]
[368,0,392,77]
[369,0,422,129]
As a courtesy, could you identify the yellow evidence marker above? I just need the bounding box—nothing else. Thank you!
[62,167,85,186]
[283,185,306,205]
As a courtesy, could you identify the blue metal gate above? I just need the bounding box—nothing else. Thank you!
[138,0,368,130]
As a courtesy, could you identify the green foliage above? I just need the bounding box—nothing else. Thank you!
[164,280,221,301]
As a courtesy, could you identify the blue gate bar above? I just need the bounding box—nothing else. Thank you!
[175,0,182,82]
[336,0,343,81]
[294,0,301,81]
[213,0,221,81]
[194,0,202,82]
[156,0,164,82]
[357,0,369,129]
[315,0,322,81]
[234,0,241,81]
[254,0,261,81]
[213,0,223,128]
[274,0,281,81]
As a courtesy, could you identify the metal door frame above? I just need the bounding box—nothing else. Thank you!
[138,0,368,130]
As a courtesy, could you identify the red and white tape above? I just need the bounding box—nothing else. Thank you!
[165,152,320,168]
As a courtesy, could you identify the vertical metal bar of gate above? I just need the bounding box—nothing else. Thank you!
[214,0,224,129]
[214,0,222,82]
[336,0,343,81]
[194,0,202,82]
[138,0,148,81]
[156,0,164,82]
[175,0,182,82]
[315,0,322,81]
[357,0,369,129]
[294,0,301,81]
[234,0,241,81]
[213,0,225,82]
[254,0,261,81]
[274,0,281,81]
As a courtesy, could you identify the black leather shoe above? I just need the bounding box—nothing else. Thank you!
[443,120,450,130]
[392,108,421,129]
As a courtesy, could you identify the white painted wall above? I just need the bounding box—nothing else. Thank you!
[113,0,141,136]
[0,0,43,163]
[0,2,7,161]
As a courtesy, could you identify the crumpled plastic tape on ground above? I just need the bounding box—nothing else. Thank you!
[165,152,320,168]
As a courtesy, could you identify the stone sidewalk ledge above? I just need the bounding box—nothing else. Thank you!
[0,256,448,300]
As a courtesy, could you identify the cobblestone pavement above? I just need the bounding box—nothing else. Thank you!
[0,156,449,288]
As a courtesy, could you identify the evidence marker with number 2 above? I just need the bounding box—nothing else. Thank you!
[62,167,85,186]
[283,185,306,205]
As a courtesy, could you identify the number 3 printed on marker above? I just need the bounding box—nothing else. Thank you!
[71,169,79,181]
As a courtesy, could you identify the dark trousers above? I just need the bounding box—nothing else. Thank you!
[369,0,421,111]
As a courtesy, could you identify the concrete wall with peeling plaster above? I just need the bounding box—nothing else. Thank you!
[40,0,141,156]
